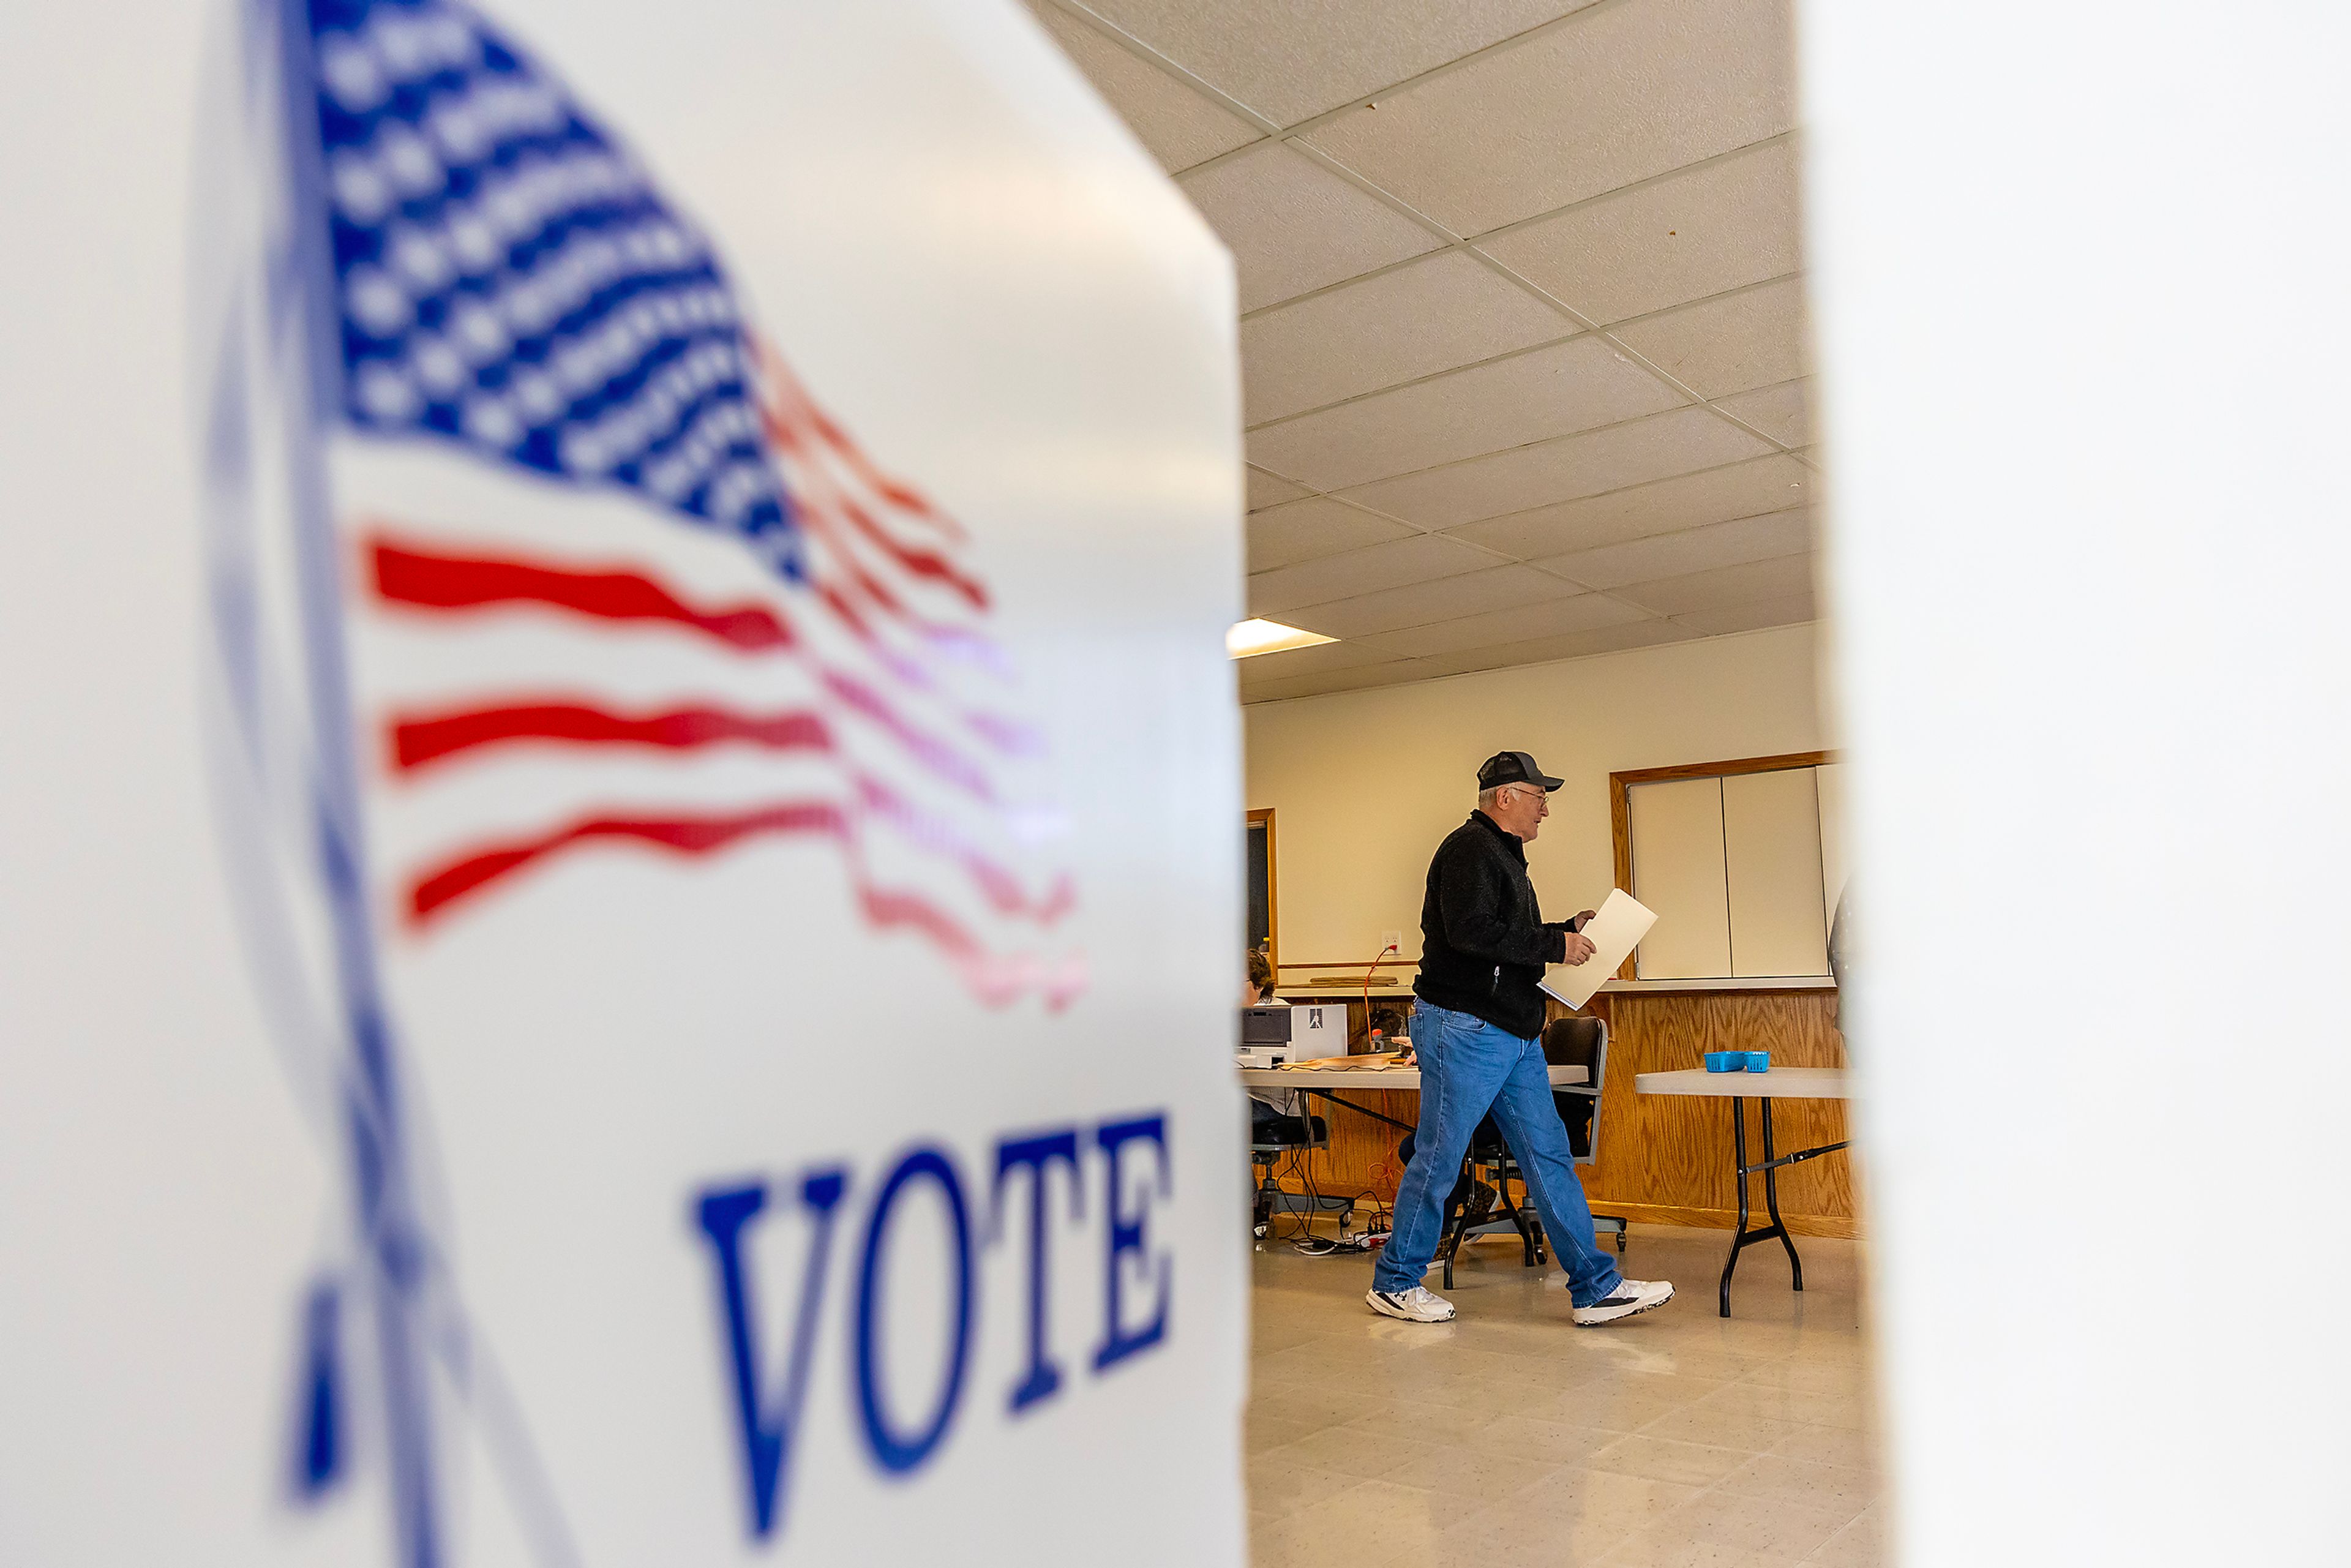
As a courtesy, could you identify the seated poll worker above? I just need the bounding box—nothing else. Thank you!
[1367,751,1676,1327]
[1242,949,1300,1142]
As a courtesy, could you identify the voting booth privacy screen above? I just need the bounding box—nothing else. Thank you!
[0,1,1244,1561]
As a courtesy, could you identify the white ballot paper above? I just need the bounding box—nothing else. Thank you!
[1539,888,1659,1008]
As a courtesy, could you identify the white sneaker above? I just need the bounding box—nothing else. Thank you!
[1365,1285,1456,1324]
[1572,1277,1674,1326]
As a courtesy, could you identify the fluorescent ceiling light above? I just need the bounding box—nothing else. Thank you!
[1227,618,1337,659]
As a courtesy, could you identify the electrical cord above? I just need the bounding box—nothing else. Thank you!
[1271,943,1406,1253]
[1284,1123,1395,1256]
[1251,977,1414,1253]
[1289,1107,1324,1246]
[1362,943,1398,1049]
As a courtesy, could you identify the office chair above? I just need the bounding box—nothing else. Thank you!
[1543,1013,1629,1250]
[1436,1014,1627,1287]
[1249,1109,1352,1232]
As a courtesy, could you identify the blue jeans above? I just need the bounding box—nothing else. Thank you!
[1373,1002,1623,1307]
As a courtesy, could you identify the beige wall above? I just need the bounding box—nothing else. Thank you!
[1243,623,1828,969]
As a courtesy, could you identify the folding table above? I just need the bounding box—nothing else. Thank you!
[1633,1067,1853,1316]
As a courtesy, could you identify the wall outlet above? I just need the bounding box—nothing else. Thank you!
[1380,930,1404,957]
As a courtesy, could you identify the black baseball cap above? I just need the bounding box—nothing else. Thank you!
[1477,750,1563,792]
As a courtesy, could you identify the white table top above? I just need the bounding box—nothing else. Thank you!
[1239,1064,1586,1091]
[1635,1067,1852,1099]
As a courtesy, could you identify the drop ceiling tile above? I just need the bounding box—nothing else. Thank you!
[1300,0,1798,235]
[1611,552,1815,616]
[1241,251,1572,422]
[1352,591,1651,659]
[1534,506,1813,589]
[1179,141,1442,312]
[1241,659,1444,703]
[1284,563,1577,638]
[1245,497,1417,573]
[1231,637,1401,680]
[1673,589,1818,634]
[1480,138,1802,324]
[1246,467,1313,511]
[1247,532,1494,617]
[1246,336,1684,490]
[1417,620,1697,675]
[1612,276,1809,399]
[1337,404,1770,528]
[1449,452,1813,557]
[1083,0,1599,126]
[1712,377,1813,448]
[1024,2,1264,171]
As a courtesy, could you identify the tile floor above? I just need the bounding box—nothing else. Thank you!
[1245,1225,1887,1567]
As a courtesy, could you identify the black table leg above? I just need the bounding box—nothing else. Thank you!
[1761,1099,1803,1292]
[1716,1093,1851,1317]
[1719,1097,1749,1318]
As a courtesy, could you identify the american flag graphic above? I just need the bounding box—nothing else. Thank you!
[307,0,1082,1007]
[203,4,1091,1560]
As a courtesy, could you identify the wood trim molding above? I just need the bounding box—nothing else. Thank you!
[1247,807,1277,973]
[1607,751,1839,981]
[1609,771,1637,979]
[1611,751,1835,790]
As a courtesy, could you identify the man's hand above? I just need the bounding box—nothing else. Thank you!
[1572,909,1597,931]
[1561,932,1597,966]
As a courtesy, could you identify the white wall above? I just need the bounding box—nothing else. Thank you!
[1805,6,2351,1562]
[1244,623,1826,967]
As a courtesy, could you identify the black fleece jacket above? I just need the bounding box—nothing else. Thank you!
[1412,811,1583,1039]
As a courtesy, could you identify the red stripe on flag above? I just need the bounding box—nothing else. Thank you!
[808,405,954,535]
[769,410,988,611]
[819,667,994,801]
[816,577,874,642]
[389,700,834,773]
[369,537,797,653]
[382,697,1067,924]
[407,800,853,921]
[798,526,1017,706]
[757,344,967,545]
[790,487,933,629]
[363,530,1024,787]
[853,774,1075,926]
[402,801,1040,1004]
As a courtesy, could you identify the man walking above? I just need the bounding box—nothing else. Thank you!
[1368,751,1674,1326]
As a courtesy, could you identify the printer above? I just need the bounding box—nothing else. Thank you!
[1235,1003,1348,1069]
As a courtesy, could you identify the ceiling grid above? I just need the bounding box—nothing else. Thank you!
[1023,0,1823,702]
